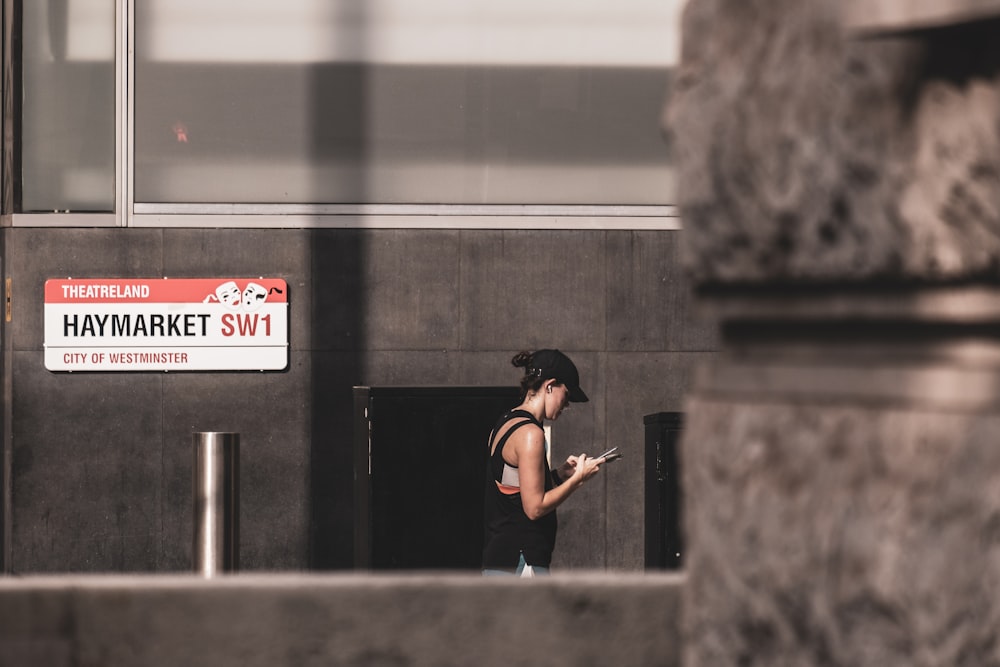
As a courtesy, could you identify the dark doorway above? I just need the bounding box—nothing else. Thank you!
[354,386,520,570]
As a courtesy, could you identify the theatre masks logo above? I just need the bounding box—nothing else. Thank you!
[204,281,279,313]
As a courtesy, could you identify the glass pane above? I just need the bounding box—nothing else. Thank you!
[21,0,116,212]
[135,0,680,205]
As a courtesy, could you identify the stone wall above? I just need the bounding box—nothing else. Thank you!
[667,0,1000,284]
[667,0,1000,664]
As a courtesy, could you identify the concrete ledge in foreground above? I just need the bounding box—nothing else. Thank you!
[0,572,684,667]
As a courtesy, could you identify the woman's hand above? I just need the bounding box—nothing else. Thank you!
[556,456,579,482]
[557,454,602,485]
[568,454,602,485]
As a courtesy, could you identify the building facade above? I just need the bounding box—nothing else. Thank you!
[0,0,713,573]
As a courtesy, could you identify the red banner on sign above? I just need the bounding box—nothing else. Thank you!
[44,278,288,304]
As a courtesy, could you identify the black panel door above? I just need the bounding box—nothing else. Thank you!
[354,387,520,570]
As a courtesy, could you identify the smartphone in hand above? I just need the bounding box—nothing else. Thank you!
[595,446,622,463]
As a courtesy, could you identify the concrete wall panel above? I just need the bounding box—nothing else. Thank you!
[10,351,163,572]
[362,230,462,350]
[3,226,706,573]
[458,230,607,351]
[309,230,366,352]
[606,231,717,352]
[363,350,461,385]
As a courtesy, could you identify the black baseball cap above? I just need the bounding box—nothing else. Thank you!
[530,349,589,403]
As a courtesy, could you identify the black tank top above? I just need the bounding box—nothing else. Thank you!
[482,409,558,569]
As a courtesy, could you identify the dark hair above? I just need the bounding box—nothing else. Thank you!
[511,350,546,398]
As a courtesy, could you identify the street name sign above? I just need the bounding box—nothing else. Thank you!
[44,278,289,371]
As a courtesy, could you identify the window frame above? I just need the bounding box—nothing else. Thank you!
[7,0,681,231]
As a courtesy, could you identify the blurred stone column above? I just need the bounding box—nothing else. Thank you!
[664,1,1000,664]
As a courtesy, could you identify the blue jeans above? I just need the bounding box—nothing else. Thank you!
[482,552,550,576]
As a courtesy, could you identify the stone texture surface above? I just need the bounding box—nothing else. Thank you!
[669,1,1000,664]
[682,394,1000,666]
[680,320,1000,667]
[0,573,683,667]
[842,0,1000,32]
[664,0,1000,283]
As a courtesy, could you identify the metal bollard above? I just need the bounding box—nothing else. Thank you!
[193,432,239,576]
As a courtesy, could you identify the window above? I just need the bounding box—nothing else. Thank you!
[20,0,116,212]
[14,0,684,226]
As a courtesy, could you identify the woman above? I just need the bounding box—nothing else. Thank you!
[482,349,604,575]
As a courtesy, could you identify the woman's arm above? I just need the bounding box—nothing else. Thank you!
[515,426,601,520]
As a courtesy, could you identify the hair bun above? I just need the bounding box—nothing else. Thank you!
[510,351,533,368]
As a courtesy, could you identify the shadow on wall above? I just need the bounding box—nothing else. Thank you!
[0,233,6,572]
[309,231,365,569]
[308,0,369,570]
